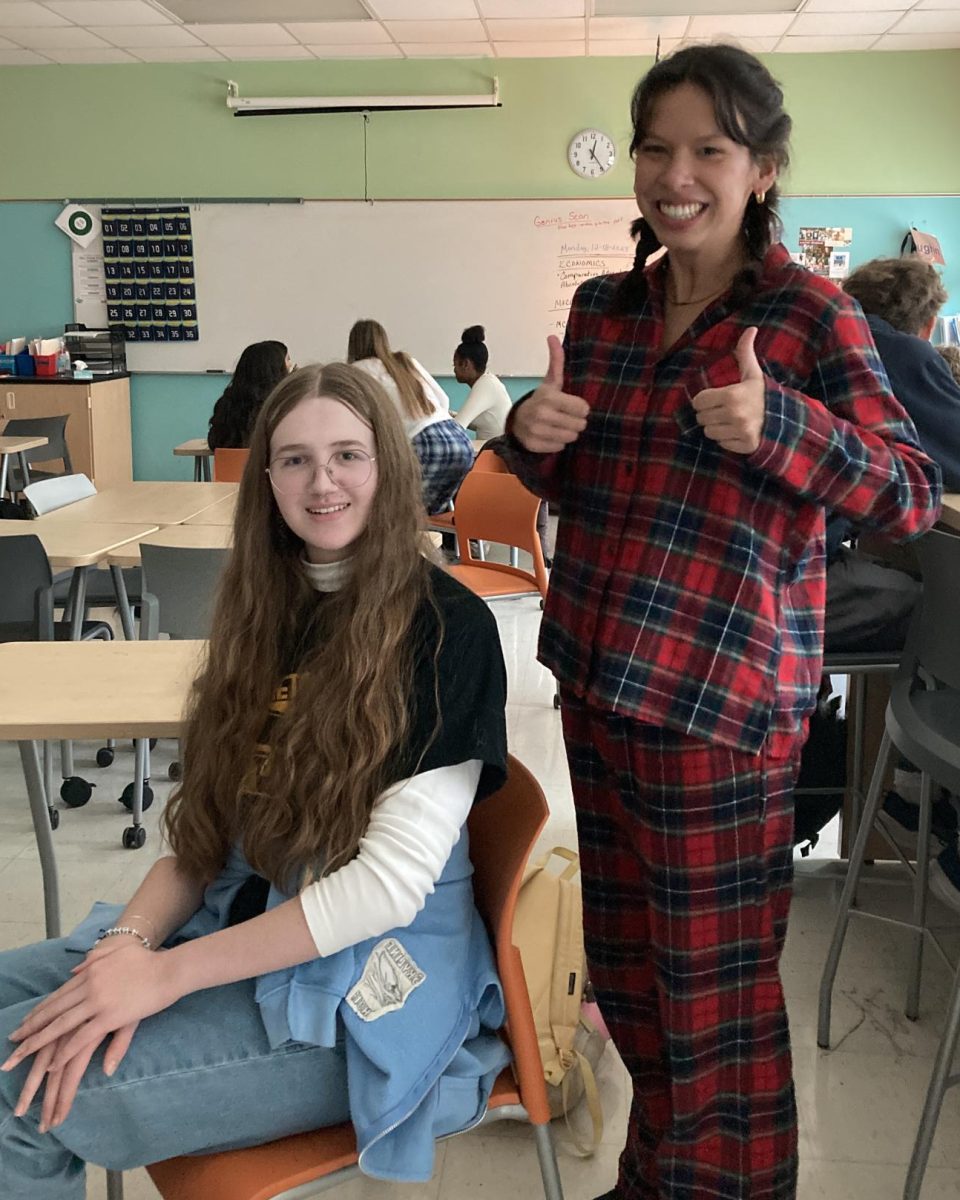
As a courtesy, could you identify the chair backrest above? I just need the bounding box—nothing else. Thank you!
[2,414,72,471]
[140,543,231,640]
[473,448,511,474]
[0,534,52,641]
[214,447,250,482]
[912,527,960,690]
[22,472,96,515]
[467,754,552,1126]
[452,471,548,594]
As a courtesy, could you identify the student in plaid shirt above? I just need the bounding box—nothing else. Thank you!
[503,45,941,1200]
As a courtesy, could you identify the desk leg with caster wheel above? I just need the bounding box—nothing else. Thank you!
[18,739,60,939]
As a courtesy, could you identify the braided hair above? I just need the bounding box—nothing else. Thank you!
[611,44,792,316]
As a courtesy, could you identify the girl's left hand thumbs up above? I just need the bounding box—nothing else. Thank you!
[690,327,766,455]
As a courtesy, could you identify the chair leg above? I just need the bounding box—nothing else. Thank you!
[532,1122,565,1200]
[903,958,960,1200]
[105,1168,124,1200]
[906,771,934,1021]
[818,729,894,1048]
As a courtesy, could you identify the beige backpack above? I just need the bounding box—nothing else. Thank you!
[513,846,607,1155]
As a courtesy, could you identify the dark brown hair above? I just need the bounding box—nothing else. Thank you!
[163,363,435,888]
[612,43,792,315]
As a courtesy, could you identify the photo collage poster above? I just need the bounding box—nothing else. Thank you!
[795,227,853,279]
[102,205,199,342]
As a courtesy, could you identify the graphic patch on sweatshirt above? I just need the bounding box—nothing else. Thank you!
[346,938,426,1022]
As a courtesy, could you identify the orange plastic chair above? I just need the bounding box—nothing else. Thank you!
[446,470,548,601]
[144,756,563,1200]
[213,447,250,483]
[425,446,510,539]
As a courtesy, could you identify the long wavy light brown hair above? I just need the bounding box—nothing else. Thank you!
[162,363,434,888]
[346,318,434,421]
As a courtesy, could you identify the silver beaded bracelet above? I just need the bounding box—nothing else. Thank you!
[94,926,153,951]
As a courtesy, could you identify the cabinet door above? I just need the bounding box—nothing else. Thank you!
[1,384,94,479]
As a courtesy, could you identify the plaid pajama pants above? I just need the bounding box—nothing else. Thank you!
[561,695,801,1200]
[411,418,475,515]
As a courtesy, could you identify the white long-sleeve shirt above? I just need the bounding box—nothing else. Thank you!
[352,356,451,440]
[454,372,512,441]
[296,556,481,957]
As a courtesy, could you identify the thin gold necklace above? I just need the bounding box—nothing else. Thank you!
[665,281,729,307]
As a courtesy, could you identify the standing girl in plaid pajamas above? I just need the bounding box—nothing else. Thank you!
[503,45,941,1200]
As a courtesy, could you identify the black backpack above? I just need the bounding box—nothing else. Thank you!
[793,679,847,856]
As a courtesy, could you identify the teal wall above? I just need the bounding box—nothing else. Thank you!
[1,51,958,479]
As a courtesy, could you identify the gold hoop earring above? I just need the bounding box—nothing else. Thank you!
[754,190,766,205]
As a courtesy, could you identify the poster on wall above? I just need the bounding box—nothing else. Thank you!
[795,226,853,277]
[101,205,199,342]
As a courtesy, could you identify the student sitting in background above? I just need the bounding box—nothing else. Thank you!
[939,344,960,387]
[348,319,474,515]
[452,326,512,440]
[0,363,510,1198]
[208,339,291,450]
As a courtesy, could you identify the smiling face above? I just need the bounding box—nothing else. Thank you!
[268,394,379,564]
[632,82,776,267]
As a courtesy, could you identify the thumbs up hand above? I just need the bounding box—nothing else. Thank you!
[690,327,766,455]
[512,336,590,455]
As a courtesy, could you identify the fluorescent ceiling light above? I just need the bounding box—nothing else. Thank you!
[595,0,799,14]
[226,77,502,116]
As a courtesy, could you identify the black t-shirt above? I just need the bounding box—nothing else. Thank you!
[228,565,507,925]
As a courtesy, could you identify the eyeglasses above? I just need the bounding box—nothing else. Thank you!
[266,449,376,495]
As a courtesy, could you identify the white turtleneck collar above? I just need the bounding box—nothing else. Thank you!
[300,556,352,593]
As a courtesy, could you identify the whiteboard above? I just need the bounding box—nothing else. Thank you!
[72,199,638,377]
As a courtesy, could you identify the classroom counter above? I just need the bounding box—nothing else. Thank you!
[0,372,130,384]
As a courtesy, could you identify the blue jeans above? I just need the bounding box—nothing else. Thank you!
[0,938,349,1200]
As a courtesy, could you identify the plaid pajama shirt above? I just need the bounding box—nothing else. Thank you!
[502,244,941,1199]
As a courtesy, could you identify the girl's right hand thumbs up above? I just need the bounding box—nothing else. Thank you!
[512,336,590,454]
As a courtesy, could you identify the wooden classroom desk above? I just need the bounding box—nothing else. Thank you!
[106,522,233,569]
[42,480,237,527]
[184,490,237,526]
[0,518,158,639]
[174,437,213,482]
[939,493,960,533]
[0,434,47,494]
[0,639,204,938]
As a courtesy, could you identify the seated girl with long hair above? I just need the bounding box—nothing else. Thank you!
[347,319,475,515]
[0,364,510,1197]
[207,339,291,450]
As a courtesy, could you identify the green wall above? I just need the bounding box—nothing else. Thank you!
[1,51,958,479]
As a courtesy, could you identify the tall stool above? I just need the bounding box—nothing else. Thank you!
[817,527,960,1200]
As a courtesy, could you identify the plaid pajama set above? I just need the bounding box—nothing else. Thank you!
[503,244,941,1200]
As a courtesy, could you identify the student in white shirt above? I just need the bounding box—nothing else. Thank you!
[347,319,474,515]
[452,326,512,441]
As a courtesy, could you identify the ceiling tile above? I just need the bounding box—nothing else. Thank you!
[0,45,50,59]
[684,33,780,50]
[305,40,402,55]
[589,36,681,54]
[894,9,960,31]
[481,0,583,17]
[46,45,138,59]
[874,30,960,47]
[5,23,111,45]
[788,10,899,34]
[185,23,296,45]
[486,18,583,39]
[588,15,687,38]
[133,44,227,59]
[401,39,491,54]
[778,33,878,50]
[283,20,391,42]
[0,31,14,44]
[367,0,479,18]
[220,43,314,58]
[687,13,795,36]
[164,0,368,20]
[384,19,486,40]
[98,24,203,45]
[915,0,960,7]
[801,0,907,9]
[0,3,70,26]
[493,39,584,55]
[45,0,170,23]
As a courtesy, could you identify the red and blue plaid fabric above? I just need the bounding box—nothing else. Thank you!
[562,696,800,1200]
[504,244,941,756]
[412,418,474,515]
